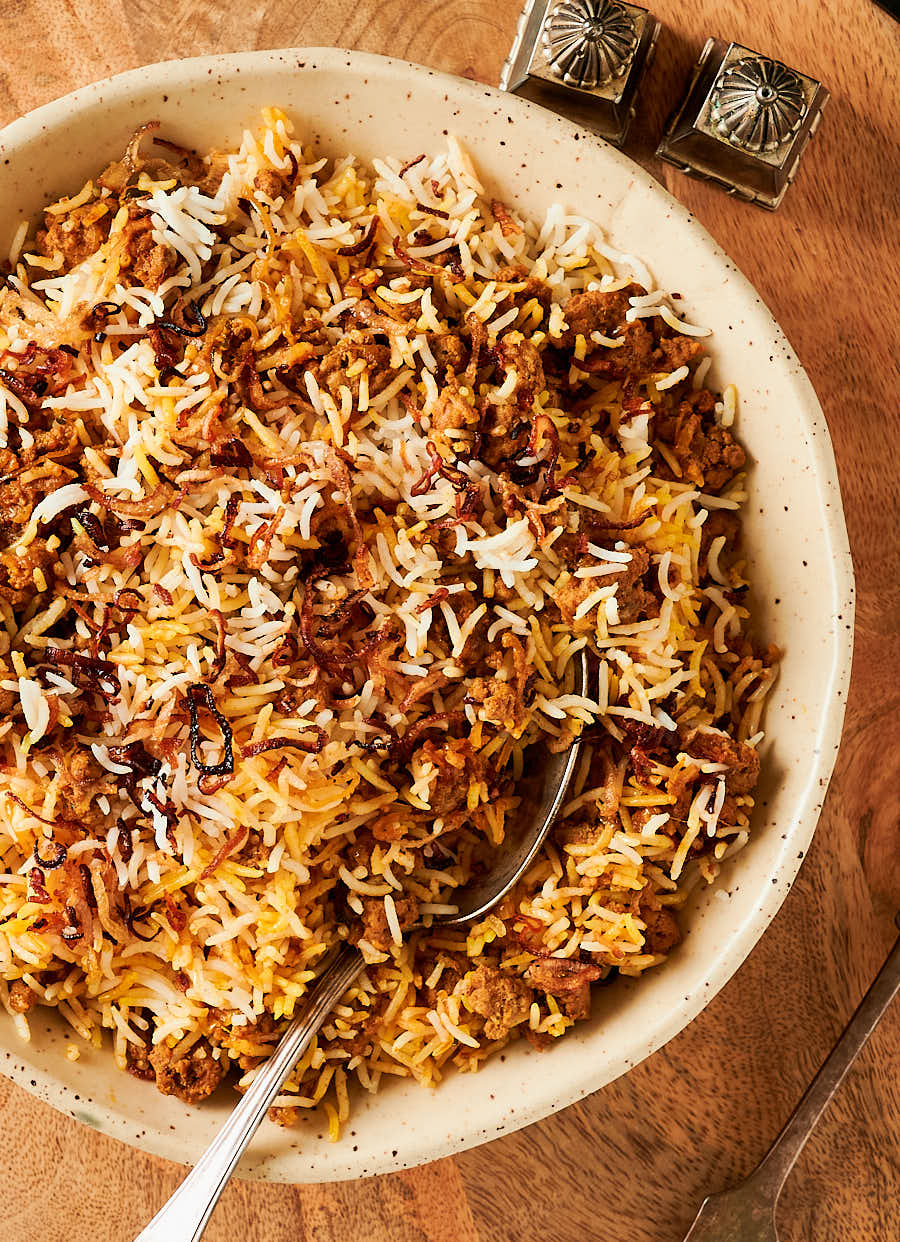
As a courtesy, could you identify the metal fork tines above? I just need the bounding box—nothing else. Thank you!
[684,1178,778,1242]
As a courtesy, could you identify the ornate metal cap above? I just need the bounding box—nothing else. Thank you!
[711,56,807,152]
[542,1,637,90]
[656,39,829,210]
[500,0,659,147]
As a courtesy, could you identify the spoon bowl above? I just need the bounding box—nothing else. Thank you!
[136,650,588,1242]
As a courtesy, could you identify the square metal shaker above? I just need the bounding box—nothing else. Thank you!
[501,0,661,147]
[656,38,830,209]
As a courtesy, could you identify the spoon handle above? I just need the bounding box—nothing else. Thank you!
[749,929,900,1200]
[135,943,363,1242]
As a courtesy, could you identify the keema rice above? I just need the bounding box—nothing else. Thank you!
[0,108,777,1138]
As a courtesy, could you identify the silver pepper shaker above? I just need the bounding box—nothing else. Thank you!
[501,0,661,147]
[656,39,830,209]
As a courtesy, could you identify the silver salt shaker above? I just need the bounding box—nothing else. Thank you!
[656,38,830,209]
[501,0,661,147]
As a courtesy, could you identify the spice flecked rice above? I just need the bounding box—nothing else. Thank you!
[0,109,776,1137]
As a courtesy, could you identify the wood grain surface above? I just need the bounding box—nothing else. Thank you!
[0,2,897,1239]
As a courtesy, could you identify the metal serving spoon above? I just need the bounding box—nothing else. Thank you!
[135,651,587,1242]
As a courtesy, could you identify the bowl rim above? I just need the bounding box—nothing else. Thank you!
[0,45,855,1180]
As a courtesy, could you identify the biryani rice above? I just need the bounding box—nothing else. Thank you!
[0,108,776,1134]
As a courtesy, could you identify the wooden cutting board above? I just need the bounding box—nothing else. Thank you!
[0,2,897,1239]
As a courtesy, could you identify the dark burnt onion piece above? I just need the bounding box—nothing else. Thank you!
[156,299,207,338]
[316,590,368,638]
[112,587,143,617]
[108,741,164,816]
[147,324,182,370]
[415,200,450,220]
[143,788,180,847]
[297,583,354,676]
[117,819,134,863]
[586,512,649,531]
[220,493,240,548]
[191,550,224,573]
[314,449,369,586]
[356,620,402,672]
[186,683,234,778]
[271,634,297,667]
[574,441,595,473]
[0,368,39,406]
[0,346,76,406]
[33,838,67,870]
[393,237,465,282]
[28,867,51,904]
[415,587,450,615]
[240,359,289,413]
[398,153,425,177]
[46,648,120,699]
[87,301,120,329]
[163,893,187,931]
[336,216,379,257]
[73,587,144,660]
[197,773,232,795]
[123,894,158,943]
[501,415,561,498]
[79,863,98,912]
[71,507,110,551]
[227,650,257,690]
[240,729,328,759]
[107,740,162,782]
[272,365,313,397]
[411,440,469,497]
[353,715,399,754]
[297,528,349,582]
[209,438,254,469]
[155,365,181,387]
[433,480,481,531]
[61,905,84,942]
[83,481,178,519]
[390,710,467,765]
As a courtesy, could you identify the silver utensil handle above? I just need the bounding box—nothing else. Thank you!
[747,930,900,1202]
[134,943,363,1242]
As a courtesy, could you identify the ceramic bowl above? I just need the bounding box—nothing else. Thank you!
[0,47,854,1182]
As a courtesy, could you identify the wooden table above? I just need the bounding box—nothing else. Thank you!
[0,2,897,1238]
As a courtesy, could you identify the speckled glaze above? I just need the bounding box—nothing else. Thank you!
[0,48,854,1184]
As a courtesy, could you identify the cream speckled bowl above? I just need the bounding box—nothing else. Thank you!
[0,48,853,1182]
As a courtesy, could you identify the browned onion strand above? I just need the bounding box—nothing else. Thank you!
[240,729,328,759]
[45,648,121,700]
